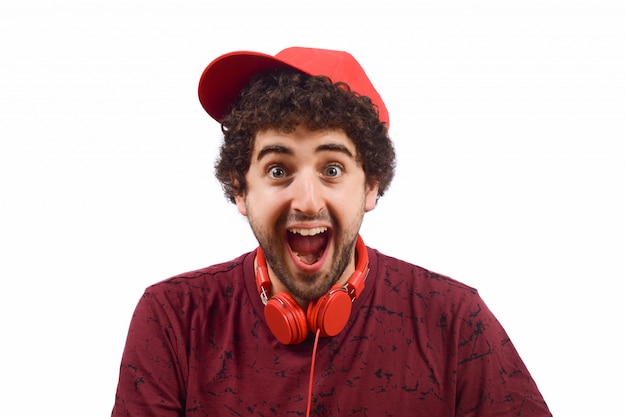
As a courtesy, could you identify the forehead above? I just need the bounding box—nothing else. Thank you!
[252,127,357,158]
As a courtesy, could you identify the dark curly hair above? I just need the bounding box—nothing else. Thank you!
[215,69,396,203]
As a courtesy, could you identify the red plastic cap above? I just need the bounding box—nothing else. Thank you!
[198,47,389,127]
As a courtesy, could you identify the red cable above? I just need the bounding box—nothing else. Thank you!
[305,329,322,417]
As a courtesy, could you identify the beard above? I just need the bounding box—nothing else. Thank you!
[250,210,361,301]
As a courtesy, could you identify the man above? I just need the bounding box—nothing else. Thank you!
[112,47,551,416]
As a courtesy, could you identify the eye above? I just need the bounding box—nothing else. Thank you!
[323,164,343,178]
[268,166,287,179]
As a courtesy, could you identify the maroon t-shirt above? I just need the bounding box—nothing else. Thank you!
[112,247,551,416]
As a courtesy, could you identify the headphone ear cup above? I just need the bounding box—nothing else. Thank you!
[264,293,309,345]
[307,287,352,337]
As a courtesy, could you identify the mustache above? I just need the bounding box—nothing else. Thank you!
[283,210,332,224]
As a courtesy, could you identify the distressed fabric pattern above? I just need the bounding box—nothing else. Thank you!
[112,248,551,417]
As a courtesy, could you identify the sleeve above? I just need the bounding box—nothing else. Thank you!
[454,293,552,417]
[111,291,188,417]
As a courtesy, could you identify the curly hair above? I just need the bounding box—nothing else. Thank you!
[215,69,396,203]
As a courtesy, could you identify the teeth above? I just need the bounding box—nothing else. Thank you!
[289,227,328,236]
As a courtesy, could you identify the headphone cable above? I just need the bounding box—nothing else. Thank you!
[305,328,322,417]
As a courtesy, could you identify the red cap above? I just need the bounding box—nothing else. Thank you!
[198,47,389,127]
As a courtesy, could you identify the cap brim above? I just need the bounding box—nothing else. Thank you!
[198,51,300,122]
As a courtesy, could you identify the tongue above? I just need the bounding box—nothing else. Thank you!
[288,233,327,265]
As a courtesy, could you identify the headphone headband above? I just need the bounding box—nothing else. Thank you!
[255,249,271,305]
[345,236,369,300]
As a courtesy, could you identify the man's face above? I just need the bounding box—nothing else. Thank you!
[235,125,379,303]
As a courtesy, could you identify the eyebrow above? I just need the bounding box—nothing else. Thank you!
[316,143,354,158]
[256,143,354,161]
[256,145,293,161]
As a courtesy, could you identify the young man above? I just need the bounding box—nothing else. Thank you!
[111,47,552,416]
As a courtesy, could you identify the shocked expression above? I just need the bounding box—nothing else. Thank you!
[235,125,379,302]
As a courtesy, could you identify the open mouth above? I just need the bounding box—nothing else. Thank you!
[286,227,330,266]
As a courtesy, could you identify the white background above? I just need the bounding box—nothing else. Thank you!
[1,1,624,415]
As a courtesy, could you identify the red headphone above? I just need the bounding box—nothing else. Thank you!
[255,235,370,344]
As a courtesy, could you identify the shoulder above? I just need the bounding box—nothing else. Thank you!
[367,247,503,344]
[143,251,254,303]
[365,247,488,330]
[369,247,478,297]
[128,251,258,333]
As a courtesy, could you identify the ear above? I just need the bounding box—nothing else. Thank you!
[231,174,248,216]
[235,193,248,216]
[364,179,380,212]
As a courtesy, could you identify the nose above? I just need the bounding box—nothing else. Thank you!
[290,170,324,216]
